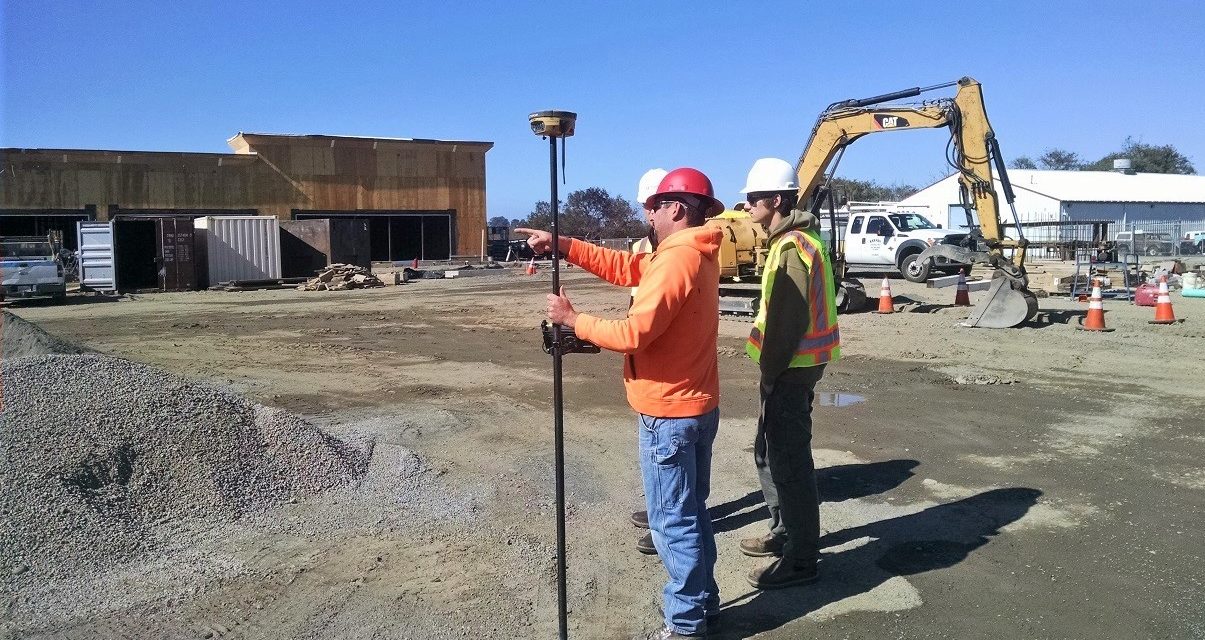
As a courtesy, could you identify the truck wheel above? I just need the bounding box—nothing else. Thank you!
[900,253,930,283]
[1146,246,1160,256]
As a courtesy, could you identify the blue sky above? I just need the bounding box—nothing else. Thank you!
[3,1,1203,218]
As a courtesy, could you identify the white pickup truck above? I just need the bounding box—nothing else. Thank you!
[0,236,67,301]
[839,211,971,282]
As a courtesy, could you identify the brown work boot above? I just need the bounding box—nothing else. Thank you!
[636,531,657,555]
[631,509,650,529]
[739,533,785,557]
[747,557,819,590]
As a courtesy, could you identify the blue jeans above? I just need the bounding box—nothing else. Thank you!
[639,408,719,636]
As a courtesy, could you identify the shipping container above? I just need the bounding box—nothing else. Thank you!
[194,216,281,287]
[279,218,371,278]
[76,221,116,292]
[110,215,199,292]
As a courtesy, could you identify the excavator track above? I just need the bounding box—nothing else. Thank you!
[719,279,867,319]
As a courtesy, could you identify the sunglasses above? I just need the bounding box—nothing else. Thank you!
[746,193,775,205]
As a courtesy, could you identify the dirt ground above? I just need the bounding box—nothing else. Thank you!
[4,261,1204,640]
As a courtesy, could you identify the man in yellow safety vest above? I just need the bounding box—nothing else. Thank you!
[738,158,841,590]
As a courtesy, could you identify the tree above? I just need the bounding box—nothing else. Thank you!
[1037,149,1082,170]
[828,178,918,205]
[1084,137,1196,174]
[515,187,645,238]
[1011,149,1080,170]
[519,200,556,234]
[487,216,510,228]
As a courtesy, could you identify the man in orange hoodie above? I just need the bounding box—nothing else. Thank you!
[516,167,724,640]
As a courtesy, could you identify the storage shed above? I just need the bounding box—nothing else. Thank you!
[899,169,1205,243]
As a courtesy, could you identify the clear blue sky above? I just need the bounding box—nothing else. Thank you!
[4,1,1203,219]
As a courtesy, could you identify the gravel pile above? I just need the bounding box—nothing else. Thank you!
[1,310,89,360]
[0,352,371,585]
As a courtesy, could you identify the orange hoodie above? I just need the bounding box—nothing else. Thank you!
[568,226,722,418]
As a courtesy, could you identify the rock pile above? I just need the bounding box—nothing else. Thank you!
[0,352,371,585]
[298,264,384,291]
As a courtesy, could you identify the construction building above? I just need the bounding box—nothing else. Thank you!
[0,133,493,260]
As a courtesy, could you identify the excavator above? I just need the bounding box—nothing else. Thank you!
[708,76,1039,329]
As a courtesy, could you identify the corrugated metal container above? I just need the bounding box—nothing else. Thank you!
[194,216,281,286]
[279,218,371,278]
[111,215,199,292]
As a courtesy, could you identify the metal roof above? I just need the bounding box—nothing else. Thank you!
[981,169,1205,203]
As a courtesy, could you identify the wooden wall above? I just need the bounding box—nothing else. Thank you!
[0,134,492,256]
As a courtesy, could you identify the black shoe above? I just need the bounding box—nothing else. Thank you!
[747,557,819,590]
[631,509,650,529]
[636,531,657,555]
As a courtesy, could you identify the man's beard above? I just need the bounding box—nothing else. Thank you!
[647,224,659,251]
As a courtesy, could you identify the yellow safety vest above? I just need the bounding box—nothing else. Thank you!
[746,229,841,367]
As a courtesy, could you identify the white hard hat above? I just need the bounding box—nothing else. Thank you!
[740,158,798,193]
[637,168,668,206]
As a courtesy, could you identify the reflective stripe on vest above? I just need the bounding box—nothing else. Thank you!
[746,228,841,367]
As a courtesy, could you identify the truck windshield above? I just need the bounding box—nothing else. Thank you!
[888,214,937,231]
[0,240,54,259]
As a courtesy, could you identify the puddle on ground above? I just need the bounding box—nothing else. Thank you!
[817,392,866,407]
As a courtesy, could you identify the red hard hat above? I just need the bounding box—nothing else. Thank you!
[646,167,725,217]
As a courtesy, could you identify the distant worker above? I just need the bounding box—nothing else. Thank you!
[738,157,841,590]
[629,168,667,556]
[630,168,667,305]
[516,167,725,639]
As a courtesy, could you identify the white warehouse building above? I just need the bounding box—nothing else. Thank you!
[898,169,1205,252]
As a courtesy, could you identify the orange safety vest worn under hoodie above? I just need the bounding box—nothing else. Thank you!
[567,226,722,418]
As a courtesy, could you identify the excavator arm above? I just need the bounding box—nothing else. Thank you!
[793,76,1037,327]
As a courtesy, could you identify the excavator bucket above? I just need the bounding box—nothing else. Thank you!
[960,275,1038,328]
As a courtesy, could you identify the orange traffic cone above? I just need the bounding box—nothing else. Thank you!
[1079,277,1113,332]
[874,276,894,314]
[1149,275,1177,324]
[953,269,971,307]
[526,257,537,275]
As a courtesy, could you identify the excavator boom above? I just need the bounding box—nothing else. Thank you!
[793,76,1037,327]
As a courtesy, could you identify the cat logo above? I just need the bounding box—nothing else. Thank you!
[874,114,910,129]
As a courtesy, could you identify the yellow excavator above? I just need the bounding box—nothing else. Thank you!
[708,76,1038,328]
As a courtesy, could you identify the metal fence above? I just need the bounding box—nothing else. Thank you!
[1010,217,1115,261]
[1009,215,1205,260]
[1115,219,1205,257]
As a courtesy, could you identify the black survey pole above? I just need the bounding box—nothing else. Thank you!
[548,131,569,640]
[528,109,579,640]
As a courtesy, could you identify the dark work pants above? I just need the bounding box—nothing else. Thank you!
[754,364,826,564]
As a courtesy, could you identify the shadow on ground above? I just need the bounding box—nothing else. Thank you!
[715,487,1041,639]
[1026,309,1089,328]
[711,459,919,534]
